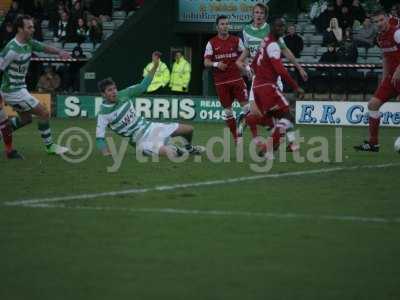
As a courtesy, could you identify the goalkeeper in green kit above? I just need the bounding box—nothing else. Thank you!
[96,53,205,157]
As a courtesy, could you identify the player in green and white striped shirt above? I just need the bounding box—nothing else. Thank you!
[0,15,71,157]
[96,57,205,157]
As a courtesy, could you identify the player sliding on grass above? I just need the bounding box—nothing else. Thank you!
[355,10,400,152]
[96,55,205,157]
[250,17,304,160]
[0,15,70,158]
[236,3,307,152]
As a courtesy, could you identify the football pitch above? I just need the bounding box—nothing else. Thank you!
[1,119,400,300]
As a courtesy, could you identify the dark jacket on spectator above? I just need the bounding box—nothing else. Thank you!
[320,49,338,63]
[337,40,358,63]
[284,33,304,58]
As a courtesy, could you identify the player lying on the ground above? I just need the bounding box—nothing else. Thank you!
[355,10,400,152]
[249,17,304,159]
[0,15,70,157]
[235,3,307,152]
[96,58,205,157]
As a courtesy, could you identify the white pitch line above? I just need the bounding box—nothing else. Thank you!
[4,162,400,207]
[24,203,400,224]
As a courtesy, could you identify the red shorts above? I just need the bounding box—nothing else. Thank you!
[374,76,400,103]
[253,83,289,117]
[215,79,248,108]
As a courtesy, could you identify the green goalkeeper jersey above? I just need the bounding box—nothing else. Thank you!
[242,23,287,62]
[96,76,153,151]
[0,38,45,93]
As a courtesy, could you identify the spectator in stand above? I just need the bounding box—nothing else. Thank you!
[337,27,358,63]
[76,17,88,44]
[338,6,354,29]
[88,17,103,45]
[55,10,76,43]
[70,46,87,91]
[5,0,23,23]
[323,18,343,46]
[350,0,366,24]
[33,17,43,41]
[315,2,336,33]
[0,22,14,49]
[90,0,112,21]
[320,44,339,63]
[334,0,345,15]
[70,0,85,23]
[284,24,304,58]
[390,4,400,18]
[37,66,61,93]
[353,17,377,48]
[310,0,328,25]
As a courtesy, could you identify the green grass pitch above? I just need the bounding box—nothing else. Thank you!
[1,119,399,300]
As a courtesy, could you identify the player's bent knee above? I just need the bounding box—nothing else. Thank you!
[368,97,382,111]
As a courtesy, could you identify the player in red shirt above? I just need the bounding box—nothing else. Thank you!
[0,94,23,159]
[204,15,250,143]
[249,18,304,159]
[355,10,400,152]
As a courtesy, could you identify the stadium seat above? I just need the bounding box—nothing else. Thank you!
[303,24,316,34]
[63,43,78,51]
[309,35,323,46]
[112,10,127,19]
[367,47,381,57]
[295,24,303,34]
[301,55,318,63]
[102,21,115,30]
[357,57,366,64]
[112,0,121,9]
[316,47,327,57]
[113,19,125,28]
[366,57,382,64]
[41,20,49,29]
[43,31,54,40]
[357,47,367,58]
[302,34,313,46]
[80,43,94,52]
[301,46,316,57]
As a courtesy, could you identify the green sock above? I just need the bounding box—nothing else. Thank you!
[10,116,22,131]
[38,121,53,147]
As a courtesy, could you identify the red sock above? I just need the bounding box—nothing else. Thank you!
[368,117,380,145]
[0,119,13,153]
[225,116,238,141]
[270,125,286,151]
[245,114,260,138]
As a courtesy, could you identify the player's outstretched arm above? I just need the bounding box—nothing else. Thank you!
[96,115,111,156]
[281,47,308,81]
[235,49,249,72]
[42,44,71,59]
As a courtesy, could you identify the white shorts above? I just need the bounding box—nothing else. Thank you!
[0,89,40,112]
[137,122,179,155]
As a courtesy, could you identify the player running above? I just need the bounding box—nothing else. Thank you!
[236,3,307,151]
[0,15,70,156]
[96,57,205,158]
[204,15,250,144]
[251,18,304,160]
[355,10,400,152]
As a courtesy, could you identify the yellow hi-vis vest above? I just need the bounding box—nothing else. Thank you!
[143,61,170,92]
[169,58,191,92]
